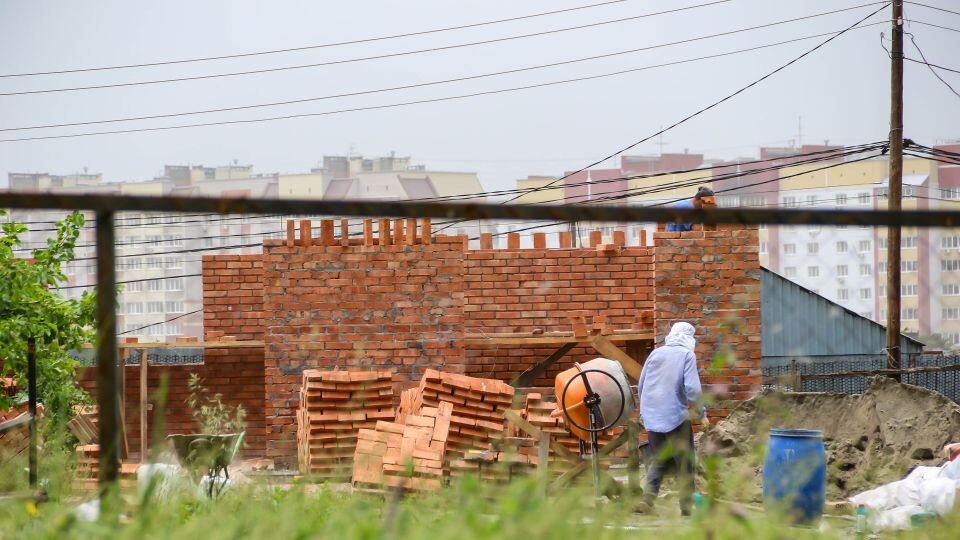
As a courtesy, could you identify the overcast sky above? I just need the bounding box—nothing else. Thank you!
[0,0,957,192]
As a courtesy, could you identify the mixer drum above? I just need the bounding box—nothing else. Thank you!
[554,358,636,442]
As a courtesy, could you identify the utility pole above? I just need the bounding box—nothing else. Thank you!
[885,0,904,381]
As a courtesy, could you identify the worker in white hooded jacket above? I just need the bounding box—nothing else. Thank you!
[636,321,707,515]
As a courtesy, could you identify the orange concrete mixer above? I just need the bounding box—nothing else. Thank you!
[553,358,636,442]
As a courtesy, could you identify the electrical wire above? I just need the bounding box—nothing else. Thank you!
[905,57,960,75]
[0,22,890,144]
[906,19,960,34]
[905,1,960,18]
[0,1,740,96]
[0,0,634,78]
[118,309,202,335]
[0,6,889,131]
[495,3,890,206]
[906,32,960,100]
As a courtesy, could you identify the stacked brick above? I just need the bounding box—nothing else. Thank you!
[352,402,453,491]
[416,369,514,466]
[297,369,395,480]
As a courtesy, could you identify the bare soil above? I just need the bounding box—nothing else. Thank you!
[699,376,960,501]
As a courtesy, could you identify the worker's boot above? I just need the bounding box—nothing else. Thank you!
[634,494,656,515]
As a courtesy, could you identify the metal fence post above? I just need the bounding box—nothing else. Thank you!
[95,210,120,503]
[27,337,37,489]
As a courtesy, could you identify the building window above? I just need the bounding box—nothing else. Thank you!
[903,236,918,248]
[807,242,819,254]
[901,284,918,296]
[836,241,848,253]
[126,281,143,293]
[164,257,182,269]
[783,196,798,207]
[859,264,872,276]
[760,242,768,254]
[784,243,797,255]
[879,262,887,273]
[166,323,183,336]
[859,288,872,300]
[806,195,818,206]
[166,301,184,313]
[165,278,184,291]
[146,235,162,247]
[902,260,918,272]
[942,236,960,250]
[784,266,797,278]
[836,265,849,277]
[943,308,960,320]
[147,257,163,270]
[942,188,960,200]
[147,301,164,313]
[879,285,886,297]
[147,279,164,292]
[836,194,848,206]
[807,266,820,278]
[902,308,919,320]
[125,302,143,314]
[837,289,849,300]
[858,192,870,204]
[943,259,960,272]
[858,240,872,253]
[943,284,960,296]
[163,235,184,247]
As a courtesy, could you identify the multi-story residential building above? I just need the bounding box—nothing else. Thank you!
[5,154,486,341]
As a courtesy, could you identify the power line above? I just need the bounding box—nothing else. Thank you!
[498,3,890,207]
[118,309,202,336]
[0,1,735,97]
[906,57,960,75]
[906,32,960,100]
[1,6,887,131]
[0,25,888,144]
[58,273,202,290]
[905,19,960,33]
[0,0,635,79]
[905,1,960,17]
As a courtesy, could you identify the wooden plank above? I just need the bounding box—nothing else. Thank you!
[514,342,577,387]
[465,331,653,346]
[549,429,630,492]
[588,335,642,381]
[502,410,579,465]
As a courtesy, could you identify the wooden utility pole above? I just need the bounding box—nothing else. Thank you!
[885,0,904,380]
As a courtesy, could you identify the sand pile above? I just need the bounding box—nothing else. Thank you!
[700,376,960,501]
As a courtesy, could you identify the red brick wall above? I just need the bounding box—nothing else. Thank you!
[652,226,762,422]
[463,247,654,386]
[78,347,266,458]
[202,255,264,341]
[259,234,465,464]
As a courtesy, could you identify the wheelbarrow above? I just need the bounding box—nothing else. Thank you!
[168,432,245,498]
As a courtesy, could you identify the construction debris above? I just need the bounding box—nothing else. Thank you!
[701,376,960,501]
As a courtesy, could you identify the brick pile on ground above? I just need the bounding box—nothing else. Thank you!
[352,402,452,491]
[75,444,99,483]
[448,438,537,482]
[0,401,43,457]
[296,369,395,480]
[415,369,515,469]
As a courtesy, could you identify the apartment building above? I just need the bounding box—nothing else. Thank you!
[5,154,486,341]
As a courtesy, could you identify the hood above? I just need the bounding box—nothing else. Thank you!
[665,321,696,352]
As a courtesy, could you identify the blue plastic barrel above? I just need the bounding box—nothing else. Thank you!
[763,428,827,524]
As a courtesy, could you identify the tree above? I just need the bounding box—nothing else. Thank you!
[916,333,956,353]
[0,210,97,432]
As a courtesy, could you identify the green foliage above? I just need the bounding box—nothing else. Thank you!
[186,374,246,435]
[0,210,96,431]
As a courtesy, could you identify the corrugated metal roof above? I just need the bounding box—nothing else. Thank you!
[761,267,924,357]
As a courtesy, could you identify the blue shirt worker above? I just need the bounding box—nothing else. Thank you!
[666,186,717,232]
[636,321,708,516]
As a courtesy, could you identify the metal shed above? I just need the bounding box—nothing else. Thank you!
[761,267,924,367]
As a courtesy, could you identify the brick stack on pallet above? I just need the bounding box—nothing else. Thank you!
[297,369,395,480]
[352,402,452,491]
[416,369,515,468]
[75,444,99,485]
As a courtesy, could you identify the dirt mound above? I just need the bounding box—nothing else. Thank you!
[700,376,960,501]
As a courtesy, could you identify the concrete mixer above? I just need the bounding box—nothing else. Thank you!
[552,358,636,497]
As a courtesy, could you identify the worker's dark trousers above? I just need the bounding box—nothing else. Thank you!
[644,420,695,512]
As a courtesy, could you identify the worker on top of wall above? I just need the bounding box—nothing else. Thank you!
[635,321,708,516]
[666,186,717,232]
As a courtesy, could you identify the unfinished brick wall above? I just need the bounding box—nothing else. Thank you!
[202,254,264,341]
[259,220,465,464]
[463,246,654,385]
[653,225,762,421]
[200,220,762,466]
[77,347,266,458]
